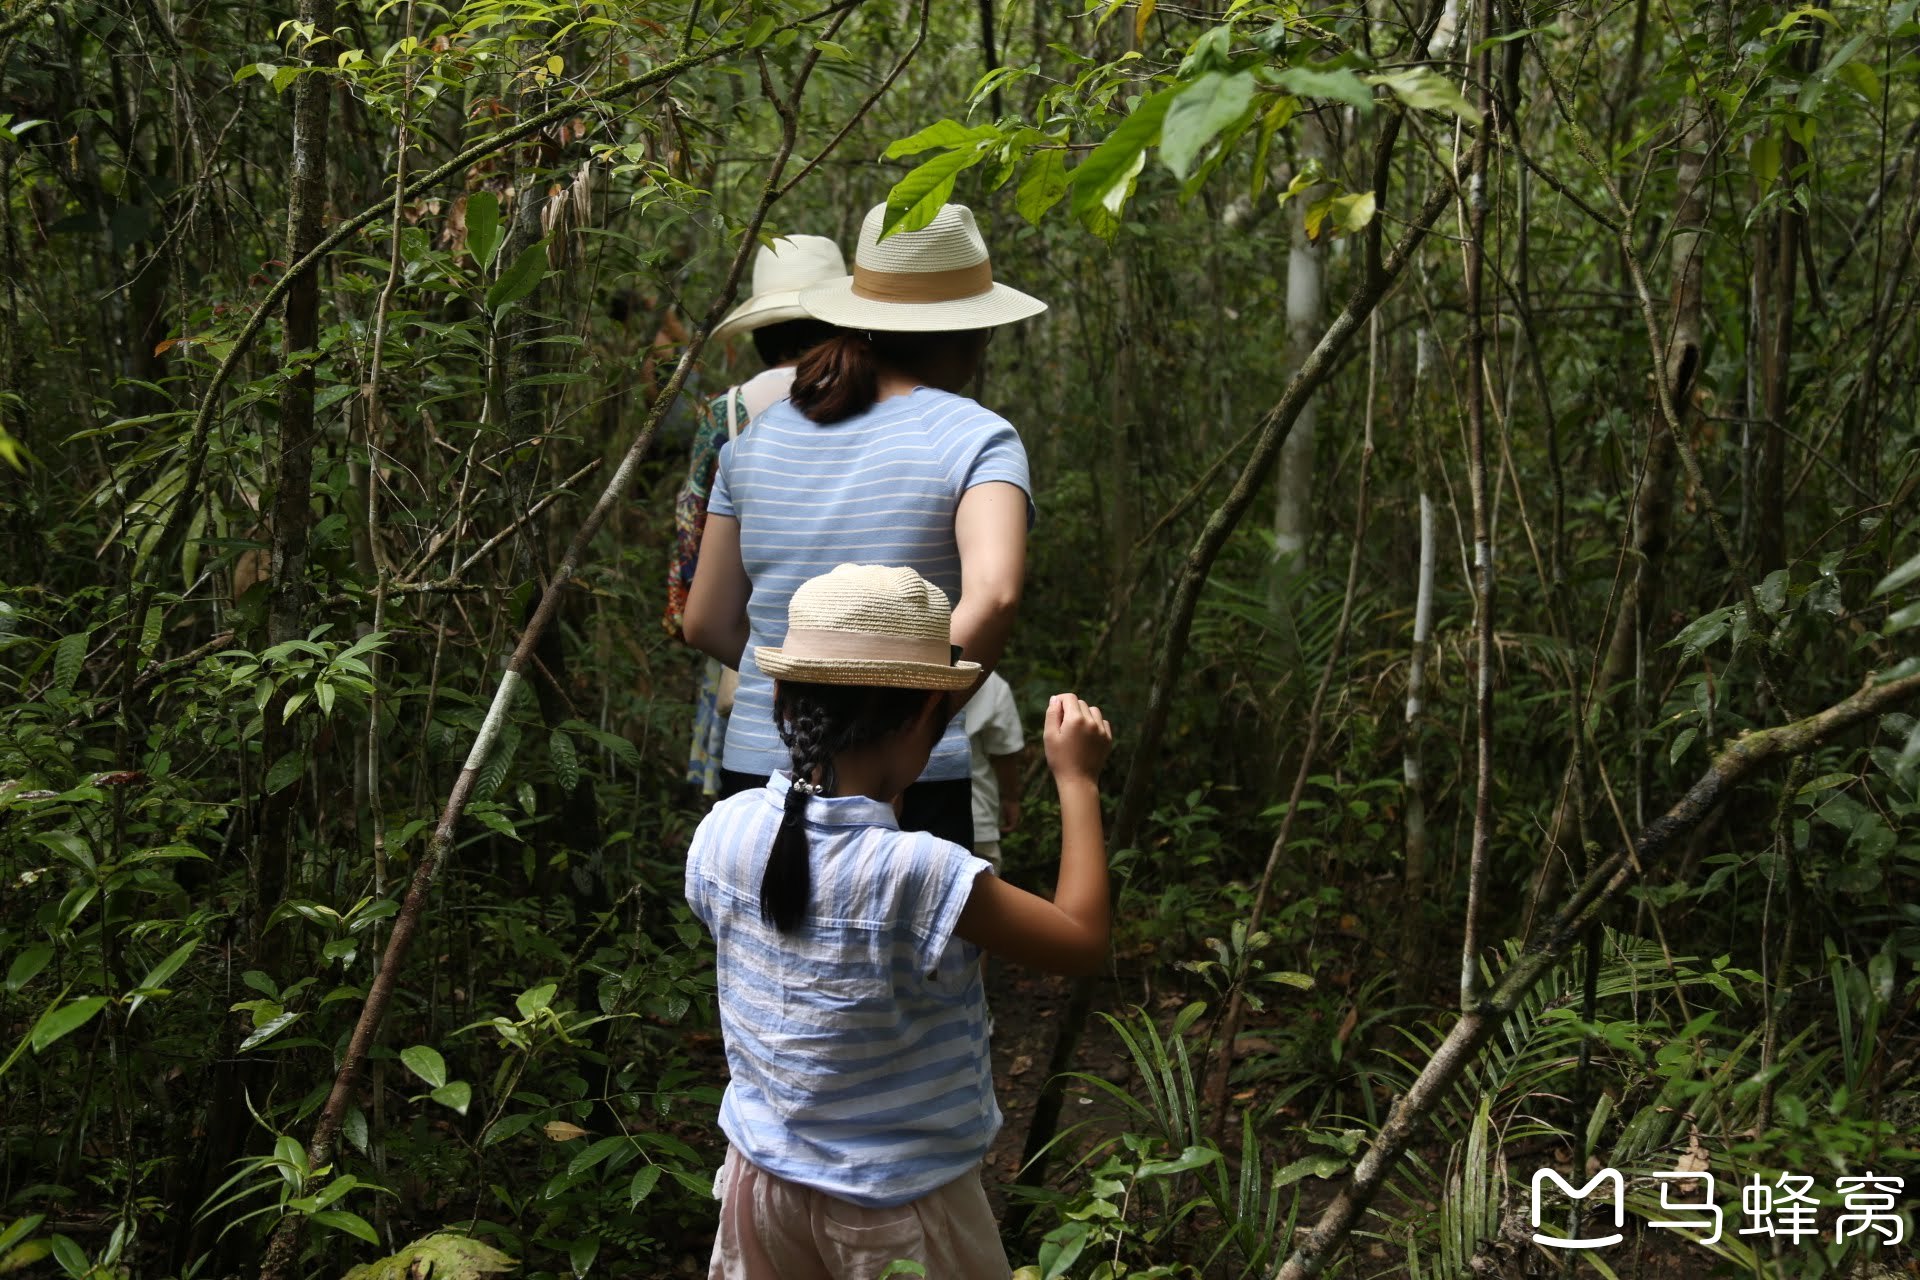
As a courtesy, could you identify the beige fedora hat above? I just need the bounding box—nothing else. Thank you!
[712,234,849,343]
[755,564,981,691]
[798,203,1046,333]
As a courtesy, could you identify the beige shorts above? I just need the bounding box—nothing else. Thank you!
[708,1145,1010,1280]
[974,840,1002,871]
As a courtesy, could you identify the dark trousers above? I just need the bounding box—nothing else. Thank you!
[717,770,975,854]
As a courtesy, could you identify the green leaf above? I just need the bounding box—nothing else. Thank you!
[312,1210,380,1245]
[466,192,501,268]
[0,1214,46,1256]
[548,730,579,793]
[486,238,551,312]
[431,1081,471,1115]
[5,945,52,993]
[401,1044,448,1089]
[627,1164,661,1209]
[239,1009,300,1050]
[1669,726,1697,767]
[1015,149,1070,224]
[881,148,987,240]
[740,13,776,46]
[265,750,304,795]
[568,1234,599,1278]
[1037,1221,1089,1280]
[31,996,108,1053]
[1069,88,1176,227]
[340,1233,517,1280]
[516,982,557,1020]
[1160,71,1257,181]
[128,937,198,1018]
[1872,549,1920,597]
[884,119,995,160]
[1136,1144,1222,1179]
[1304,189,1375,240]
[1366,68,1482,123]
[53,631,87,695]
[1271,66,1374,114]
[49,1235,87,1279]
[567,1135,631,1177]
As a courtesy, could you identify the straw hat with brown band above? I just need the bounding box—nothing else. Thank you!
[754,564,982,692]
[798,203,1047,333]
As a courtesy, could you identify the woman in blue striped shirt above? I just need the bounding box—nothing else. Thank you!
[684,203,1045,852]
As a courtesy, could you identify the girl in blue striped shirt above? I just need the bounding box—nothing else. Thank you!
[686,564,1113,1280]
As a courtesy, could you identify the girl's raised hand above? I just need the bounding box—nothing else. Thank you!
[1044,694,1113,784]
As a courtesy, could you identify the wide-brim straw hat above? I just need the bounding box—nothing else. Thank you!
[756,564,981,692]
[712,234,849,343]
[798,203,1046,333]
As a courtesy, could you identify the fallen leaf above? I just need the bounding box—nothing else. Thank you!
[1009,1054,1033,1077]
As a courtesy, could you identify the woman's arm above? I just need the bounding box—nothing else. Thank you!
[683,514,751,667]
[950,480,1027,677]
[956,695,1112,976]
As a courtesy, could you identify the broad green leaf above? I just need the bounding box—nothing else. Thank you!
[884,119,995,160]
[239,1009,300,1050]
[1366,68,1482,123]
[265,751,303,795]
[516,982,557,1019]
[1160,71,1256,181]
[1872,548,1920,597]
[1136,1144,1222,1179]
[486,238,551,312]
[568,1234,599,1278]
[49,1235,86,1279]
[1669,726,1697,767]
[627,1164,660,1209]
[466,191,501,269]
[401,1043,448,1089]
[431,1081,471,1115]
[31,997,108,1053]
[548,730,579,793]
[341,1233,516,1280]
[740,13,776,46]
[53,631,87,695]
[1015,148,1070,224]
[5,945,52,993]
[1069,88,1176,227]
[880,148,987,240]
[1750,132,1782,187]
[1304,189,1375,241]
[312,1210,380,1245]
[1271,66,1374,114]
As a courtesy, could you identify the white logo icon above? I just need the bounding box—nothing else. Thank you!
[1530,1168,1625,1249]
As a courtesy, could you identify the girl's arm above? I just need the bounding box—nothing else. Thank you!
[956,695,1113,976]
[684,514,751,668]
[950,480,1027,678]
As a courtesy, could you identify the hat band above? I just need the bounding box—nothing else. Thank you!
[780,627,952,666]
[850,260,993,305]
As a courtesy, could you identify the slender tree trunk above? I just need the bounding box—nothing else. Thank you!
[1458,0,1495,1008]
[1398,329,1438,997]
[1271,116,1326,587]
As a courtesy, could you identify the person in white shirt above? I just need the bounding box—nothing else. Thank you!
[963,670,1025,870]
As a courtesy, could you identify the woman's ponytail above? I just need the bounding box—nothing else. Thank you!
[789,331,878,424]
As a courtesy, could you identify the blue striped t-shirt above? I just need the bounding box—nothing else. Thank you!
[685,774,1001,1207]
[708,387,1032,779]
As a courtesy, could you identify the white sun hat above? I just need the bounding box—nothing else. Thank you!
[711,234,849,343]
[755,564,982,692]
[798,203,1047,333]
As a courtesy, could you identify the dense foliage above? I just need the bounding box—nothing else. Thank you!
[2,0,1918,1276]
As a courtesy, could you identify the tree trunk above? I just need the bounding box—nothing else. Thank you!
[1270,118,1326,586]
